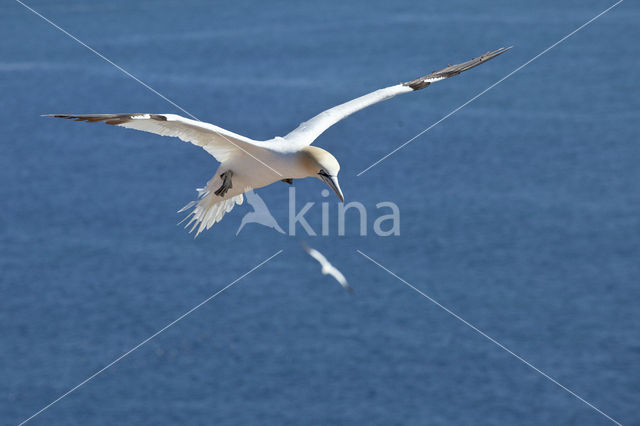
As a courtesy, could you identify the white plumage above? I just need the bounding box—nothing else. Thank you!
[45,47,510,234]
[302,243,353,293]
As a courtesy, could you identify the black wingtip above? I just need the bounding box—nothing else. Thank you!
[493,46,513,55]
[404,46,513,90]
[41,114,79,120]
[488,46,513,58]
[476,46,513,62]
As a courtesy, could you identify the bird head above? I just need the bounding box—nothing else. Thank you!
[300,146,344,202]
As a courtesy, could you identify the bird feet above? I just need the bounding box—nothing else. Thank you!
[214,170,233,197]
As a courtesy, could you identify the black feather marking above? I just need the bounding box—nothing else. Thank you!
[403,47,512,91]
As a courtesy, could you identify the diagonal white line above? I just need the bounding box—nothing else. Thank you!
[18,249,283,425]
[15,0,283,176]
[15,0,197,120]
[357,249,622,425]
[357,0,624,176]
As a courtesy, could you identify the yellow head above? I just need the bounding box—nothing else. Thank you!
[299,146,344,202]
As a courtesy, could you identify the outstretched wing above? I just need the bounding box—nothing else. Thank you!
[326,266,353,294]
[43,113,265,163]
[284,47,511,146]
[302,243,353,293]
[302,243,330,266]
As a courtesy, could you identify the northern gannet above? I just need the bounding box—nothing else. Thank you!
[45,47,510,235]
[302,243,353,293]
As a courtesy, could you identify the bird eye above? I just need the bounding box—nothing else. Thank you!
[318,169,330,177]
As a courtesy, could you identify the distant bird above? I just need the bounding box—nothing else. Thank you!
[44,47,510,235]
[235,190,285,235]
[302,243,353,294]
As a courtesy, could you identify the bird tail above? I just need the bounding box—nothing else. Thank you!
[178,187,245,237]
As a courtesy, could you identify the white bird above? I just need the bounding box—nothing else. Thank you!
[45,47,510,236]
[302,243,353,294]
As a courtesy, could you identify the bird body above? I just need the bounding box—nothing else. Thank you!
[45,47,510,235]
[177,145,341,235]
[302,243,353,293]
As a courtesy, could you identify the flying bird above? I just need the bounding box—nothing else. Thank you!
[45,47,510,235]
[302,243,353,294]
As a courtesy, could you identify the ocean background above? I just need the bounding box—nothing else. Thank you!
[1,0,638,424]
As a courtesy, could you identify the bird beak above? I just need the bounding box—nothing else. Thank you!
[320,174,344,202]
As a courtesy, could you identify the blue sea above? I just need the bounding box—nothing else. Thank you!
[1,0,638,424]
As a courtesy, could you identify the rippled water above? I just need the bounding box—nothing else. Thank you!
[1,0,638,424]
